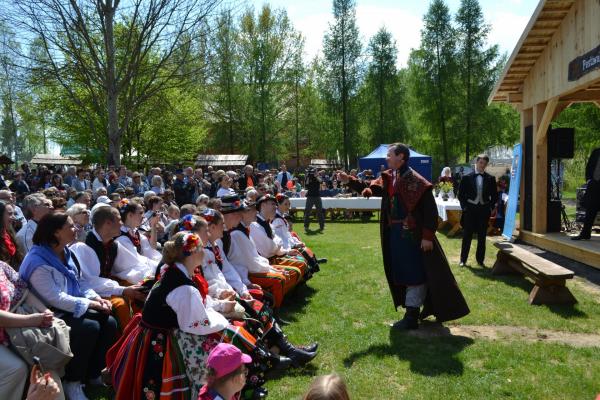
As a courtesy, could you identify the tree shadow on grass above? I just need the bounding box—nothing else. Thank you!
[343,323,474,377]
[279,284,317,323]
[265,363,319,381]
[464,264,587,319]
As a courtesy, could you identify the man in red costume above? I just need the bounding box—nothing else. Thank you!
[339,143,469,330]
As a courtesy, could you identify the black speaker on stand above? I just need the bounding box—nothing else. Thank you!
[547,127,575,232]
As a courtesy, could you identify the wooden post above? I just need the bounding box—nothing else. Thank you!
[520,108,533,234]
[531,97,558,234]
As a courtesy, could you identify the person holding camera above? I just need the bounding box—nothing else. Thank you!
[304,169,325,233]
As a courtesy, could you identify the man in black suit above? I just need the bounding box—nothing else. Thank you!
[458,154,498,267]
[572,147,600,240]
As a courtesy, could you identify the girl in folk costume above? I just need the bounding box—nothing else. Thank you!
[116,199,162,264]
[198,209,318,367]
[272,194,325,277]
[226,200,297,309]
[106,232,289,400]
[250,195,309,281]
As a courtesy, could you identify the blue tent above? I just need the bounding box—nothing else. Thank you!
[358,144,433,182]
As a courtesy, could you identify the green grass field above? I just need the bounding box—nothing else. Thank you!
[90,222,600,399]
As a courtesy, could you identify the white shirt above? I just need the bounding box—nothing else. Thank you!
[165,263,229,335]
[69,241,126,298]
[216,187,235,198]
[475,171,484,205]
[250,215,285,258]
[16,219,37,254]
[29,264,99,318]
[227,225,276,275]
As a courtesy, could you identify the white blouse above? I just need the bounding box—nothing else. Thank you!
[227,225,275,276]
[165,263,229,335]
[215,239,251,295]
[250,215,285,259]
[201,247,234,299]
[271,212,301,252]
[116,227,162,262]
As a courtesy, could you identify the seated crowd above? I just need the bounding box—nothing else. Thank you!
[0,162,334,400]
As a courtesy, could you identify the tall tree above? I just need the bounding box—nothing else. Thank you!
[407,0,457,166]
[206,10,241,154]
[456,0,500,162]
[8,0,221,166]
[323,0,362,169]
[238,5,304,162]
[361,27,406,148]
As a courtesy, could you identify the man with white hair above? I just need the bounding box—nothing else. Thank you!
[238,164,257,191]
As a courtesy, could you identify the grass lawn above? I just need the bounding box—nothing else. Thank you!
[91,222,600,400]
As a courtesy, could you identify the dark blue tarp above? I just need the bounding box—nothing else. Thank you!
[358,144,433,182]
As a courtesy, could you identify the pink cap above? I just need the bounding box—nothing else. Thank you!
[206,343,252,379]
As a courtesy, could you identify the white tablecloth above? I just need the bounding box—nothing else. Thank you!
[289,197,382,210]
[436,198,462,221]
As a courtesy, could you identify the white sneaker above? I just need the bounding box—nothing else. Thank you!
[63,381,90,400]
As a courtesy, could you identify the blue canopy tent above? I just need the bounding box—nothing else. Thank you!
[358,144,433,182]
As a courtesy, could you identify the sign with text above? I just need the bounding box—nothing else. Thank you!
[502,143,522,241]
[568,44,600,81]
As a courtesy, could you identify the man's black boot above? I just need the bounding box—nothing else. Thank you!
[390,306,420,330]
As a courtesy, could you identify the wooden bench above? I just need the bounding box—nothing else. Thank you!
[492,241,577,305]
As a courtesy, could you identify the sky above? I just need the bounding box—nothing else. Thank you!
[246,0,539,67]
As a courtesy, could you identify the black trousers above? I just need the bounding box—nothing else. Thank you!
[581,180,600,236]
[460,204,491,264]
[304,196,325,230]
[60,310,118,382]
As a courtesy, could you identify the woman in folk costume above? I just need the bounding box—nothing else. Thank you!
[197,209,318,364]
[115,199,162,265]
[106,232,290,400]
[227,200,298,309]
[250,194,309,281]
[338,143,469,330]
[272,193,325,277]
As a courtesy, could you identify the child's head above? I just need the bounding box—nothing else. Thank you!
[303,374,350,400]
[205,343,252,394]
[167,204,180,220]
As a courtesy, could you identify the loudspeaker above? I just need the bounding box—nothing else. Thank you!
[523,125,533,231]
[547,200,562,232]
[548,128,574,159]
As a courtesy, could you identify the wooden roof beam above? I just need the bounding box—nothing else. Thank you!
[536,97,559,145]
[561,90,600,102]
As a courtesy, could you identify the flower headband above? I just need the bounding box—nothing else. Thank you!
[275,193,288,203]
[178,214,197,232]
[181,232,201,256]
[201,208,217,223]
[118,198,130,209]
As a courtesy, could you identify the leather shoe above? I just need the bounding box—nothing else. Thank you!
[458,261,466,267]
[477,261,486,268]
[571,235,591,241]
[317,258,328,264]
[297,342,319,353]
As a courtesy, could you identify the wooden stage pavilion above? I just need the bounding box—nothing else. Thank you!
[489,0,600,269]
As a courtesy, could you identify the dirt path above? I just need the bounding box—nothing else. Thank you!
[407,321,600,348]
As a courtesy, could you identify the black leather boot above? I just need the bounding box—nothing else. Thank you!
[252,345,292,371]
[390,307,420,330]
[264,324,318,367]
